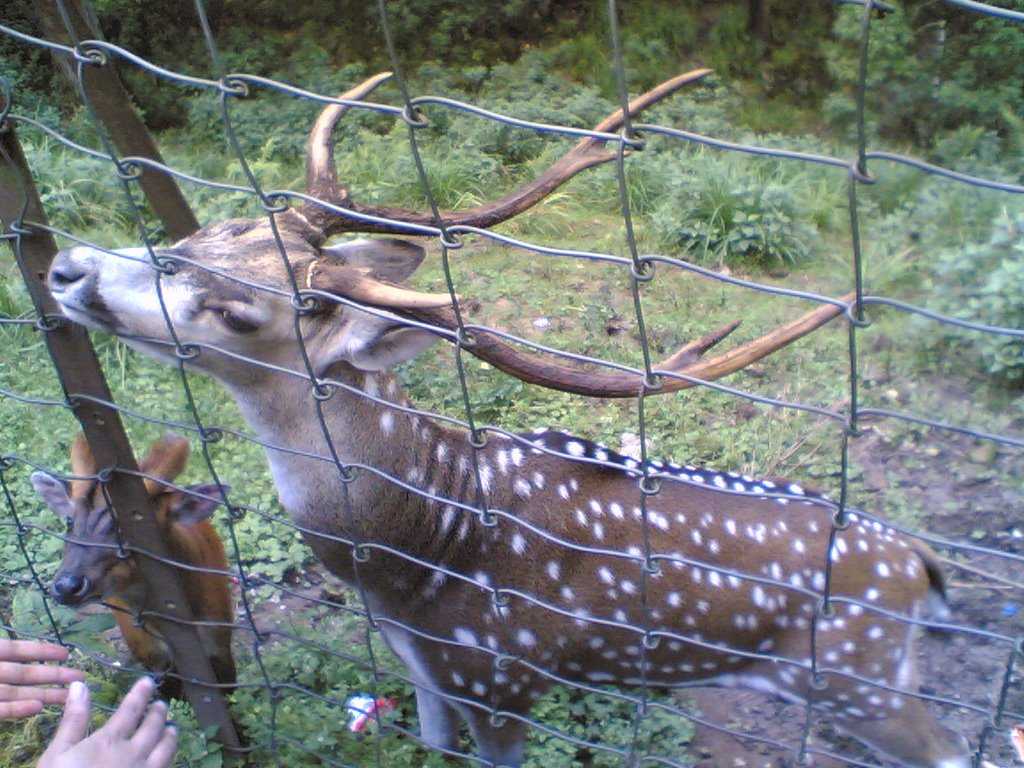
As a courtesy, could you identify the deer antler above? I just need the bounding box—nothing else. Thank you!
[400,295,852,398]
[308,258,851,398]
[301,69,846,398]
[300,68,713,238]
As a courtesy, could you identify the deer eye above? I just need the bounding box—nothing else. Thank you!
[219,309,259,334]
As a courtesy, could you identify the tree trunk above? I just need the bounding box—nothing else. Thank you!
[32,0,200,242]
[748,0,770,43]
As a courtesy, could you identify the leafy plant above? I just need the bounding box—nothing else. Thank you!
[928,208,1024,383]
[11,588,117,656]
[650,148,816,267]
[825,0,1024,148]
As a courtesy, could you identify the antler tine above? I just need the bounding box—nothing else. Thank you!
[302,71,395,236]
[659,320,742,368]
[300,68,712,238]
[399,294,852,399]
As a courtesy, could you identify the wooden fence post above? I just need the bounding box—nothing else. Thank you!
[0,121,242,755]
[32,0,201,242]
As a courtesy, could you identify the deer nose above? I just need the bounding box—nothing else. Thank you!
[51,573,90,604]
[48,249,94,295]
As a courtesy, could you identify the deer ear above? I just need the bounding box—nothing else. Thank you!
[68,433,99,499]
[316,312,439,374]
[320,238,425,283]
[30,472,75,520]
[139,435,190,492]
[168,483,227,526]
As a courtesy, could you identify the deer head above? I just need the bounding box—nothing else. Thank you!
[31,434,222,608]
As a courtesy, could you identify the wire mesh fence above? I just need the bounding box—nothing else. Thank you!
[1,0,1023,766]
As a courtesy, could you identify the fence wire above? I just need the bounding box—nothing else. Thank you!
[1,0,1023,766]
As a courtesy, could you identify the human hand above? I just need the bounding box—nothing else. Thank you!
[0,639,86,719]
[38,677,178,768]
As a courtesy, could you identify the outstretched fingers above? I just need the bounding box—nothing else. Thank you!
[146,724,179,768]
[45,680,92,755]
[0,681,76,707]
[105,676,157,739]
[0,699,44,719]
[130,699,170,755]
[0,639,71,664]
[0,660,86,686]
[0,639,86,720]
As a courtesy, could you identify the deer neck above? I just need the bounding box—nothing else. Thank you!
[225,364,455,567]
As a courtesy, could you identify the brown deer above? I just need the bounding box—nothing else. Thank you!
[41,69,969,767]
[31,434,236,700]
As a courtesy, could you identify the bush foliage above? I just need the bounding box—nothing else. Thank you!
[929,209,1024,383]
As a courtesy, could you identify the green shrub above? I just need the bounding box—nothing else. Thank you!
[825,0,1024,147]
[929,208,1024,383]
[650,148,817,267]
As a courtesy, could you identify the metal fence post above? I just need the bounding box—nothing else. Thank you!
[32,0,201,242]
[0,121,242,754]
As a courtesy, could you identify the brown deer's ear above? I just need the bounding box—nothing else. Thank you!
[139,434,191,495]
[168,484,228,526]
[30,472,75,520]
[320,238,425,284]
[69,433,98,500]
[314,310,440,375]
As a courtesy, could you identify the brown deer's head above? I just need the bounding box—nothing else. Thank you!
[31,434,222,608]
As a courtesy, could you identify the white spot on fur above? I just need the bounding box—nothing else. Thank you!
[516,629,537,647]
[479,464,493,493]
[454,627,477,645]
[511,533,527,555]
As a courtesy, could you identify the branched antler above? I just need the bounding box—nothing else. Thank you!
[308,256,852,398]
[300,69,713,237]
[399,295,852,398]
[301,68,848,399]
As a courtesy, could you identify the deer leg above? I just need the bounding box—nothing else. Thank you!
[210,652,237,694]
[820,620,970,768]
[460,707,527,768]
[415,685,461,752]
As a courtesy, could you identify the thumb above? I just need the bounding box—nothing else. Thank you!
[46,680,91,754]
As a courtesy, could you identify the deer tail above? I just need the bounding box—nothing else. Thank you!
[912,540,952,623]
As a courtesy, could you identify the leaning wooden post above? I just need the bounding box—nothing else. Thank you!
[32,0,200,241]
[0,121,242,755]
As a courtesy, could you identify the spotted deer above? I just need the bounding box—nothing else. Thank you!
[40,69,969,767]
[31,434,236,700]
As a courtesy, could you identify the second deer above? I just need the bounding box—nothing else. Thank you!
[32,434,236,700]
